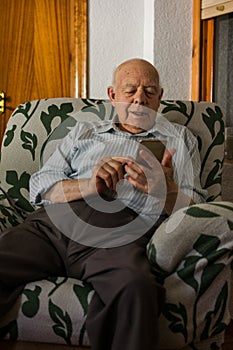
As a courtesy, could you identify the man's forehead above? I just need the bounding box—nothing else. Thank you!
[118,70,159,84]
[113,59,160,87]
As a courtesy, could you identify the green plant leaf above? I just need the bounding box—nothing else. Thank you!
[6,170,34,212]
[202,107,224,142]
[3,125,17,147]
[178,255,200,292]
[22,286,42,317]
[162,302,188,342]
[12,101,32,118]
[184,206,220,218]
[178,234,229,295]
[73,283,93,316]
[49,299,72,345]
[20,130,38,161]
[12,100,40,128]
[204,159,223,188]
[81,99,115,120]
[40,103,76,161]
[147,243,171,285]
[160,100,195,125]
[193,234,220,256]
[201,106,224,179]
[40,103,74,135]
[199,263,225,298]
[201,282,228,339]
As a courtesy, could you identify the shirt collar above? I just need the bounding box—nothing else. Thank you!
[93,112,171,138]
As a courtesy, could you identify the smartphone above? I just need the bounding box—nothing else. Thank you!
[139,139,166,163]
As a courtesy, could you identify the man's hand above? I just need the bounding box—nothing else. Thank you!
[89,156,132,194]
[119,149,176,198]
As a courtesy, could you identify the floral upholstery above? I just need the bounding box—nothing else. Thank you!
[0,98,233,349]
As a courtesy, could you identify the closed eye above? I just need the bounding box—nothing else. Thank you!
[125,90,136,96]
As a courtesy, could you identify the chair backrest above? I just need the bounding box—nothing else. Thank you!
[0,98,225,215]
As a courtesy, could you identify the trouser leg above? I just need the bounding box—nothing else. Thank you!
[65,200,166,350]
[84,239,165,350]
[0,208,68,319]
[67,224,166,350]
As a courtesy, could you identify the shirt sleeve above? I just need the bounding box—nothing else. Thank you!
[29,126,79,206]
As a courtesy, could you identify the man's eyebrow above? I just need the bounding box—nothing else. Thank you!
[123,84,157,88]
[123,83,136,87]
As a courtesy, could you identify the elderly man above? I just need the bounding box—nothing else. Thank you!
[0,58,207,350]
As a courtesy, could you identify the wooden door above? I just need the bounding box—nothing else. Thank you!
[192,0,233,101]
[0,0,88,144]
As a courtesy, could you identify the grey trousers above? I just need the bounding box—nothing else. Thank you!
[0,198,166,350]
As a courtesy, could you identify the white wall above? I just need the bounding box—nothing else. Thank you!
[88,0,144,99]
[88,0,193,100]
[153,0,193,100]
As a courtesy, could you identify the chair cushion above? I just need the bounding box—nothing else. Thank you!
[147,201,233,348]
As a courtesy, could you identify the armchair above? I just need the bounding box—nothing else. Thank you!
[0,98,232,349]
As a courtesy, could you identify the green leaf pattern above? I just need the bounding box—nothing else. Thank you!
[161,100,195,126]
[3,125,17,147]
[81,99,115,120]
[49,299,73,345]
[40,103,75,135]
[163,302,188,342]
[6,170,34,212]
[20,130,38,161]
[22,286,42,317]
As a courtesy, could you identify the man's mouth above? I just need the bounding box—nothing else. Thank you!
[130,111,148,117]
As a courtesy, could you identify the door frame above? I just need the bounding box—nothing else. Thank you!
[72,0,88,98]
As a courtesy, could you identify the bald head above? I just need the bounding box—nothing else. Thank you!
[112,58,161,89]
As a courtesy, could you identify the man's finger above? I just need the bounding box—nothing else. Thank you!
[162,149,176,167]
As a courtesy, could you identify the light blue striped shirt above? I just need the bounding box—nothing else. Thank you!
[30,113,207,224]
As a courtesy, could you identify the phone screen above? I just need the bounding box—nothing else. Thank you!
[139,139,166,163]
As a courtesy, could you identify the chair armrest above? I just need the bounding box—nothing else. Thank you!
[147,201,233,348]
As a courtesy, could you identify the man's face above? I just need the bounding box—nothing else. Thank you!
[108,60,163,134]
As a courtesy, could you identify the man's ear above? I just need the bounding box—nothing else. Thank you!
[159,88,164,102]
[107,86,116,105]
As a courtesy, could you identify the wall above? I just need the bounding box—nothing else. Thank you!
[88,0,193,100]
[153,0,193,100]
[88,0,144,99]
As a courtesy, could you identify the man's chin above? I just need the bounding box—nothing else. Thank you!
[121,123,148,134]
[129,118,154,131]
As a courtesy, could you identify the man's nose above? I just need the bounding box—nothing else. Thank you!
[134,90,146,105]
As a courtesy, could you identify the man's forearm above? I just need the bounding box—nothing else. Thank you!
[43,179,93,203]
